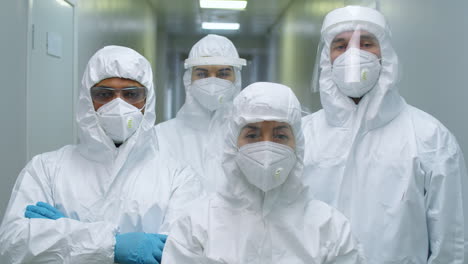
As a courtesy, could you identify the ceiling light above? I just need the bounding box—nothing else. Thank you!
[202,22,240,30]
[200,0,247,10]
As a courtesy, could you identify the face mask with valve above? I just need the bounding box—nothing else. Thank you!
[235,141,297,192]
[190,77,236,111]
[96,98,144,143]
[332,47,381,98]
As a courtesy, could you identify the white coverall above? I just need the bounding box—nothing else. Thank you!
[302,6,468,264]
[162,82,366,264]
[155,34,246,193]
[0,46,203,263]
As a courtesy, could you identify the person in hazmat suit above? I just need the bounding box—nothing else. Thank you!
[302,6,468,263]
[0,46,203,264]
[161,82,366,264]
[155,34,246,193]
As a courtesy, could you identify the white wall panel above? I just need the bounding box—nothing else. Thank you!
[381,0,468,157]
[0,0,29,224]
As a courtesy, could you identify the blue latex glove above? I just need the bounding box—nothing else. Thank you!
[114,232,168,264]
[24,202,65,220]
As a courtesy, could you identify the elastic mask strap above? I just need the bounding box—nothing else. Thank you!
[139,103,146,113]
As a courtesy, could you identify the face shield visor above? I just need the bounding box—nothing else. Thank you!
[310,6,400,98]
[312,23,384,97]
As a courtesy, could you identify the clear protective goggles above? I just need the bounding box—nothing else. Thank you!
[90,86,147,105]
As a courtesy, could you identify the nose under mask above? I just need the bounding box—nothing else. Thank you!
[235,141,297,192]
[190,77,236,111]
[96,98,144,143]
[332,48,381,98]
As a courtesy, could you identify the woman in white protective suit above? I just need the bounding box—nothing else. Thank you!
[0,46,203,264]
[161,82,366,264]
[155,34,246,193]
[302,6,468,263]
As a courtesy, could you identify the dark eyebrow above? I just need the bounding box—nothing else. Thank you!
[332,34,378,45]
[273,125,290,131]
[217,68,232,72]
[194,68,209,72]
[243,125,260,130]
[360,34,378,42]
[331,38,346,44]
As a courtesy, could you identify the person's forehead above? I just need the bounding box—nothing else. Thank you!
[332,30,377,42]
[94,77,142,87]
[243,121,291,129]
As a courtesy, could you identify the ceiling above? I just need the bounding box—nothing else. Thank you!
[151,0,295,37]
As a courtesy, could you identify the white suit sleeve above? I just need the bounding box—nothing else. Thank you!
[0,154,118,264]
[160,163,205,233]
[161,213,212,264]
[162,211,227,264]
[422,130,467,263]
[324,206,367,264]
[306,200,366,264]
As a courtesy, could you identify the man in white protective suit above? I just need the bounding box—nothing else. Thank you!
[0,46,203,264]
[161,82,367,264]
[302,6,468,263]
[155,34,246,193]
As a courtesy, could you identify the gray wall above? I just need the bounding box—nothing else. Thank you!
[381,0,468,157]
[267,0,345,114]
[269,0,468,159]
[0,0,158,221]
[0,0,28,223]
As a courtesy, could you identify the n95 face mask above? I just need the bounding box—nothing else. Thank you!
[332,48,381,98]
[191,77,236,111]
[235,141,296,192]
[97,98,144,143]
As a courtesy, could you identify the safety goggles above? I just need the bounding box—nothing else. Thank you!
[90,86,147,104]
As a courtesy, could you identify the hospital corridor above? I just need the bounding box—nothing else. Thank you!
[1,0,468,263]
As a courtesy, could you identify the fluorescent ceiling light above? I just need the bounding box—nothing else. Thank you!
[202,22,240,30]
[200,0,247,10]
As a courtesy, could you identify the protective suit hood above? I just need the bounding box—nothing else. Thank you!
[219,82,305,215]
[177,34,245,127]
[77,46,156,162]
[315,6,405,131]
[161,82,366,264]
[302,6,468,263]
[184,34,246,69]
[0,46,205,263]
[155,35,245,193]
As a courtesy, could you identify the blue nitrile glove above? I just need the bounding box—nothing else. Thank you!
[114,232,168,264]
[24,201,65,220]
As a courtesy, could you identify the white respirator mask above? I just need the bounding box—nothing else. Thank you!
[96,98,144,143]
[235,141,297,192]
[332,48,381,98]
[191,77,236,111]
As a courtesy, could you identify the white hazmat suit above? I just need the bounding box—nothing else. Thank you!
[303,6,468,263]
[0,46,203,263]
[162,82,366,264]
[155,34,246,193]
